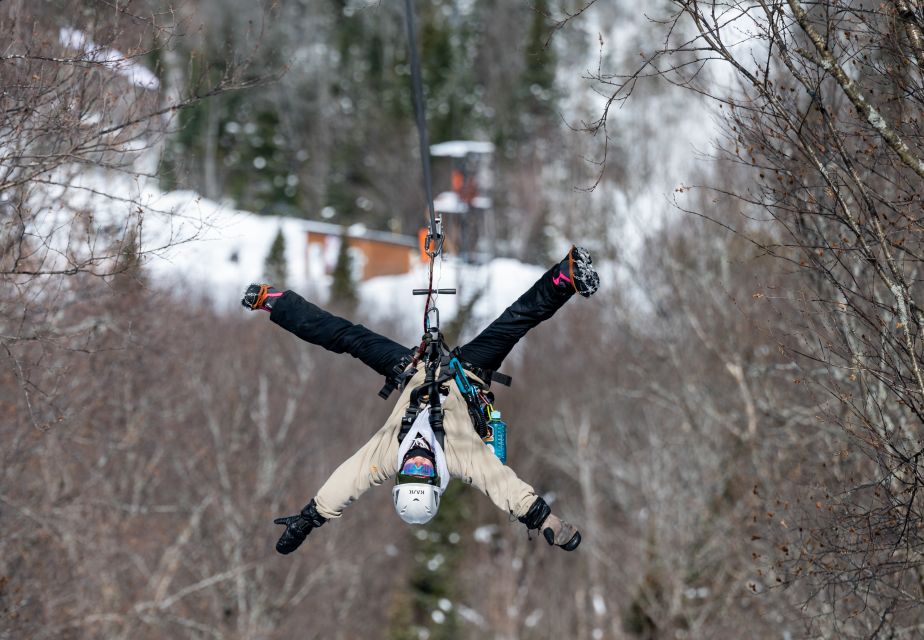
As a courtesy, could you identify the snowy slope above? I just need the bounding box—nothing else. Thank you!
[26,154,550,330]
[137,189,546,334]
[143,191,314,303]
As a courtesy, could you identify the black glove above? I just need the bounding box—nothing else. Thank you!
[518,496,581,551]
[273,499,327,554]
[540,513,582,551]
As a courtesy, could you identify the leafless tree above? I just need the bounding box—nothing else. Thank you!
[0,0,270,426]
[575,0,924,635]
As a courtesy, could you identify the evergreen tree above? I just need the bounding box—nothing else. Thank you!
[521,0,557,124]
[330,232,358,310]
[264,227,288,289]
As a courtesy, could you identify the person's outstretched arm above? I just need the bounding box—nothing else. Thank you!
[456,246,599,372]
[244,285,412,378]
[444,422,581,551]
[311,420,400,520]
[273,418,401,554]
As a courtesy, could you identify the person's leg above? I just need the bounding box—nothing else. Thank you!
[456,246,598,371]
[267,290,412,378]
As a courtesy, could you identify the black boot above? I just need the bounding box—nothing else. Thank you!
[273,499,327,554]
[553,246,599,298]
[242,284,282,311]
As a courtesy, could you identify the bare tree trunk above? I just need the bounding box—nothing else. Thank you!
[895,0,924,70]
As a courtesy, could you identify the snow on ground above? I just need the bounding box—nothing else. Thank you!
[59,28,160,90]
[135,188,547,337]
[27,155,548,331]
[143,191,314,305]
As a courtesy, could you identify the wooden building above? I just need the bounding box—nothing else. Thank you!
[303,220,418,282]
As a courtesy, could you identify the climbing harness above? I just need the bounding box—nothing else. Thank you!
[393,347,512,458]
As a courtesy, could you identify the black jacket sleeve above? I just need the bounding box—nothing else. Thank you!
[269,291,413,378]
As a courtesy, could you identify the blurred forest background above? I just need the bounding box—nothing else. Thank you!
[4,0,924,639]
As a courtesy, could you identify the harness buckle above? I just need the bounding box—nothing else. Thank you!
[378,355,417,400]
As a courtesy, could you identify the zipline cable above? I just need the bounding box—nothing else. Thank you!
[402,0,437,243]
[402,0,446,335]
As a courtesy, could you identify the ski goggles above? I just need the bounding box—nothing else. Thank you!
[396,457,440,486]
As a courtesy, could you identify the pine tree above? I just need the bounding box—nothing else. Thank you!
[264,227,288,289]
[522,0,557,120]
[330,231,358,310]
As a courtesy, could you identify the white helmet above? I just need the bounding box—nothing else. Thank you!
[392,482,441,525]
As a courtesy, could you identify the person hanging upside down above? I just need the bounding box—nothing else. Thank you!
[242,246,599,554]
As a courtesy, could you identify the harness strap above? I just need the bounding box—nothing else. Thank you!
[378,353,417,400]
[397,354,453,446]
[397,376,439,443]
[428,383,445,449]
[397,404,421,444]
[447,348,512,388]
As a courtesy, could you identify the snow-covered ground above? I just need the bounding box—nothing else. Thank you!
[143,191,315,303]
[134,186,547,336]
[59,28,160,90]
[27,153,551,341]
